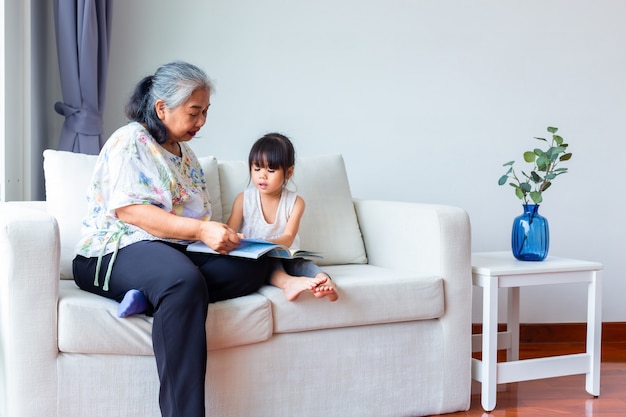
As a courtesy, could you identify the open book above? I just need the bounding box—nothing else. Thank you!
[186,238,323,260]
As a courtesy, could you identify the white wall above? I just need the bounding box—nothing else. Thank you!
[51,0,626,323]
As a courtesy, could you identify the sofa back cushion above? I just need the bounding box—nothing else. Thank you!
[218,154,367,266]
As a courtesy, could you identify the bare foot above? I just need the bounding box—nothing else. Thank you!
[313,275,338,302]
[282,276,320,301]
[271,270,331,301]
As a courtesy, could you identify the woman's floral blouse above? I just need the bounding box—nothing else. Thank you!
[75,122,212,258]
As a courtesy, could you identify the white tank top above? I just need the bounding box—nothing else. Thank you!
[240,187,301,250]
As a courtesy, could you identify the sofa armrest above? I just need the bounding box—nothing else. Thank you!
[353,197,471,311]
[353,198,470,271]
[354,198,472,406]
[0,201,59,417]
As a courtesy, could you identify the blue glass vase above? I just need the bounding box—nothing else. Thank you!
[511,204,549,261]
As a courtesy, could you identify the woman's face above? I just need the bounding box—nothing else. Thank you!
[156,88,210,143]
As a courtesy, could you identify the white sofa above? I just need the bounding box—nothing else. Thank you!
[0,149,472,417]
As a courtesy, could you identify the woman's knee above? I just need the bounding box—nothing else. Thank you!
[156,266,209,309]
[204,257,272,302]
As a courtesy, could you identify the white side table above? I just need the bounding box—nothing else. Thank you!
[471,251,603,411]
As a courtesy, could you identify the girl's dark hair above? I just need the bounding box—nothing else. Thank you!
[125,61,213,144]
[248,133,296,174]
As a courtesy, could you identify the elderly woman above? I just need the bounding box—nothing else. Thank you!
[72,61,272,417]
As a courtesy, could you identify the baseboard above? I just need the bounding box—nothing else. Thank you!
[472,322,626,343]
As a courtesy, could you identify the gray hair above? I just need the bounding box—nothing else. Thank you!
[125,61,214,144]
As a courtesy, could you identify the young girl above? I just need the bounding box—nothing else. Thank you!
[227,133,338,302]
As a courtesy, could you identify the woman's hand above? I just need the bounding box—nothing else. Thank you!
[198,221,241,254]
[116,205,240,253]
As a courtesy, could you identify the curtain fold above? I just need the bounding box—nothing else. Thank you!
[53,0,112,154]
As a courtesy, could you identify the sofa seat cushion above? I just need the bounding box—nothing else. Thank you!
[57,281,273,355]
[259,264,444,333]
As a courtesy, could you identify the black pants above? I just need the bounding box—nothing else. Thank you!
[73,240,272,417]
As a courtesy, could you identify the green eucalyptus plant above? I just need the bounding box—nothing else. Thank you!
[498,126,572,205]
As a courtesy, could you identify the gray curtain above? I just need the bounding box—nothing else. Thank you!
[53,0,112,154]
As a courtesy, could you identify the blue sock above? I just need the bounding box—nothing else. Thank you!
[117,289,148,318]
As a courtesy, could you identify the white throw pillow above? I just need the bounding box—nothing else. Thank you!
[43,150,98,279]
[43,150,222,279]
[218,154,367,266]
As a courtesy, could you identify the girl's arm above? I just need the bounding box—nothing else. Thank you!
[116,204,240,254]
[267,196,305,248]
[226,192,244,232]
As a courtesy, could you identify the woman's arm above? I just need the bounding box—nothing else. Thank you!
[267,196,305,248]
[116,204,240,254]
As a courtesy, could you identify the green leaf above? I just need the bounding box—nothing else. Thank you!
[523,151,536,162]
[534,136,548,142]
[503,160,515,166]
[530,171,542,183]
[498,175,508,185]
[547,126,558,133]
[515,187,525,199]
[530,191,543,204]
[536,155,549,170]
[520,182,531,192]
[546,146,562,156]
[552,145,566,154]
[560,153,572,161]
[553,135,563,145]
[540,182,552,192]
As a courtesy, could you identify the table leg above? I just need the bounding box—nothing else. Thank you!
[586,270,602,396]
[507,287,520,362]
[481,274,499,411]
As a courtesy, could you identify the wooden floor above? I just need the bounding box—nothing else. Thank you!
[439,341,626,417]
